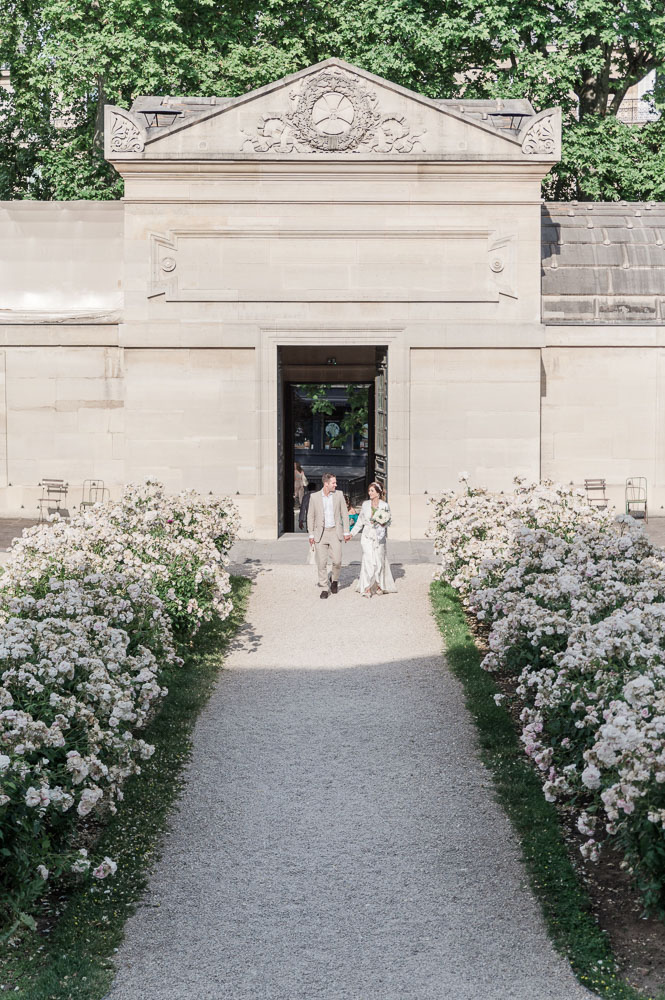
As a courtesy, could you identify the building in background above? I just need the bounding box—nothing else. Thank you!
[0,59,663,537]
[617,69,660,124]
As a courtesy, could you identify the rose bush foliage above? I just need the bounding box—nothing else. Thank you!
[0,482,239,927]
[431,477,665,914]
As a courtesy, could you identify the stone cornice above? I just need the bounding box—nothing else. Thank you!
[116,161,554,180]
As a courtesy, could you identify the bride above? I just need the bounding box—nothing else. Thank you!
[350,482,397,597]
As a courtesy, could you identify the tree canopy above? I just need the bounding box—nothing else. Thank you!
[0,0,663,200]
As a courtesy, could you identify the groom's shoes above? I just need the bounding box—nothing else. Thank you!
[330,581,338,595]
[320,590,329,599]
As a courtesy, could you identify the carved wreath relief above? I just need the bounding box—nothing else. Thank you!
[241,69,426,154]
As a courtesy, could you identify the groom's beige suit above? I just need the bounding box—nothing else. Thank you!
[307,489,350,588]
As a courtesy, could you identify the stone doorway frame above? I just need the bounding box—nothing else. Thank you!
[255,327,409,539]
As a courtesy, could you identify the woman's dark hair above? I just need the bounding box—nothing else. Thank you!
[295,462,303,472]
[368,481,384,498]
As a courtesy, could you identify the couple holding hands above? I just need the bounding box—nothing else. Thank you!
[307,472,397,600]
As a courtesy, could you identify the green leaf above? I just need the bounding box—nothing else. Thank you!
[0,0,663,199]
[19,911,37,931]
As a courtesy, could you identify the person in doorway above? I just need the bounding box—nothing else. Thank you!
[350,481,397,597]
[307,473,350,599]
[294,462,307,505]
[344,494,359,531]
[298,481,317,531]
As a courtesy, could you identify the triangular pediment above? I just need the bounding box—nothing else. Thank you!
[105,59,560,163]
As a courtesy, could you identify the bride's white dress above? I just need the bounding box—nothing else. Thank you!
[350,499,397,594]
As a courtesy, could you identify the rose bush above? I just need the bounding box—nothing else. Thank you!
[0,483,239,929]
[431,477,665,914]
[4,481,238,631]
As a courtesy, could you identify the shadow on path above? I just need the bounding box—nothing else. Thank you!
[106,563,591,1000]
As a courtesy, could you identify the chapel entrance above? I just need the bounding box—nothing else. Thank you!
[278,346,388,534]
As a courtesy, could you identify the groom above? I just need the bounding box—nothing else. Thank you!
[307,473,350,599]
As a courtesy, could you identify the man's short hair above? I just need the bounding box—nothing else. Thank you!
[321,472,336,485]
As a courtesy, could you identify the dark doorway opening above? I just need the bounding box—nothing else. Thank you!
[278,346,388,535]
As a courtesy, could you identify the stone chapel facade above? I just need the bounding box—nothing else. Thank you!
[0,59,663,537]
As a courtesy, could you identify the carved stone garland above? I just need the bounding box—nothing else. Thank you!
[241,69,426,154]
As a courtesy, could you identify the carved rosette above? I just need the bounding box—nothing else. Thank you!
[106,109,145,155]
[148,232,178,298]
[488,233,517,298]
[240,69,426,154]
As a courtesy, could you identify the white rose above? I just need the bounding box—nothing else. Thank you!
[581,764,602,790]
[77,786,103,817]
[92,856,118,879]
[25,786,41,807]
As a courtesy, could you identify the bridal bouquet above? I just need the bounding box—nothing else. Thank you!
[371,505,390,541]
[371,506,390,526]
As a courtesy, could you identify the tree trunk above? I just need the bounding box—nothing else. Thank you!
[93,75,105,151]
[576,40,613,120]
[577,77,606,118]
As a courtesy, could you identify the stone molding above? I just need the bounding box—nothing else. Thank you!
[147,227,517,302]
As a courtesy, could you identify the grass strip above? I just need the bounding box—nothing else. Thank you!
[0,574,251,1000]
[430,579,659,1000]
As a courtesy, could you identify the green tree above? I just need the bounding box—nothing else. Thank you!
[545,114,665,201]
[453,0,665,120]
[334,384,369,450]
[297,384,336,418]
[451,0,665,200]
[0,0,664,201]
[297,384,369,448]
[0,0,245,198]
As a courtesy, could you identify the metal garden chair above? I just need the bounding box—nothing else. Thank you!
[584,478,608,509]
[625,477,648,522]
[38,478,69,522]
[80,479,110,510]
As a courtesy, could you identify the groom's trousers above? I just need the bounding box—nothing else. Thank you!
[315,527,342,587]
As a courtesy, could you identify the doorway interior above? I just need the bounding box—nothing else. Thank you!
[278,346,388,534]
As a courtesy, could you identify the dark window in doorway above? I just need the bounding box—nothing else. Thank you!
[278,346,387,535]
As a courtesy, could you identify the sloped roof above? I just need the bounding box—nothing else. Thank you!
[542,202,665,324]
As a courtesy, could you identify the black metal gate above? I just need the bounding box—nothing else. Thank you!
[374,347,388,493]
[277,353,285,535]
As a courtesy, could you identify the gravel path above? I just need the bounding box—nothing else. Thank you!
[106,556,592,1000]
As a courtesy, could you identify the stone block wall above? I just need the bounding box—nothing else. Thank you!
[0,346,123,515]
[408,348,542,535]
[1,171,663,535]
[124,347,257,496]
[541,343,665,513]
